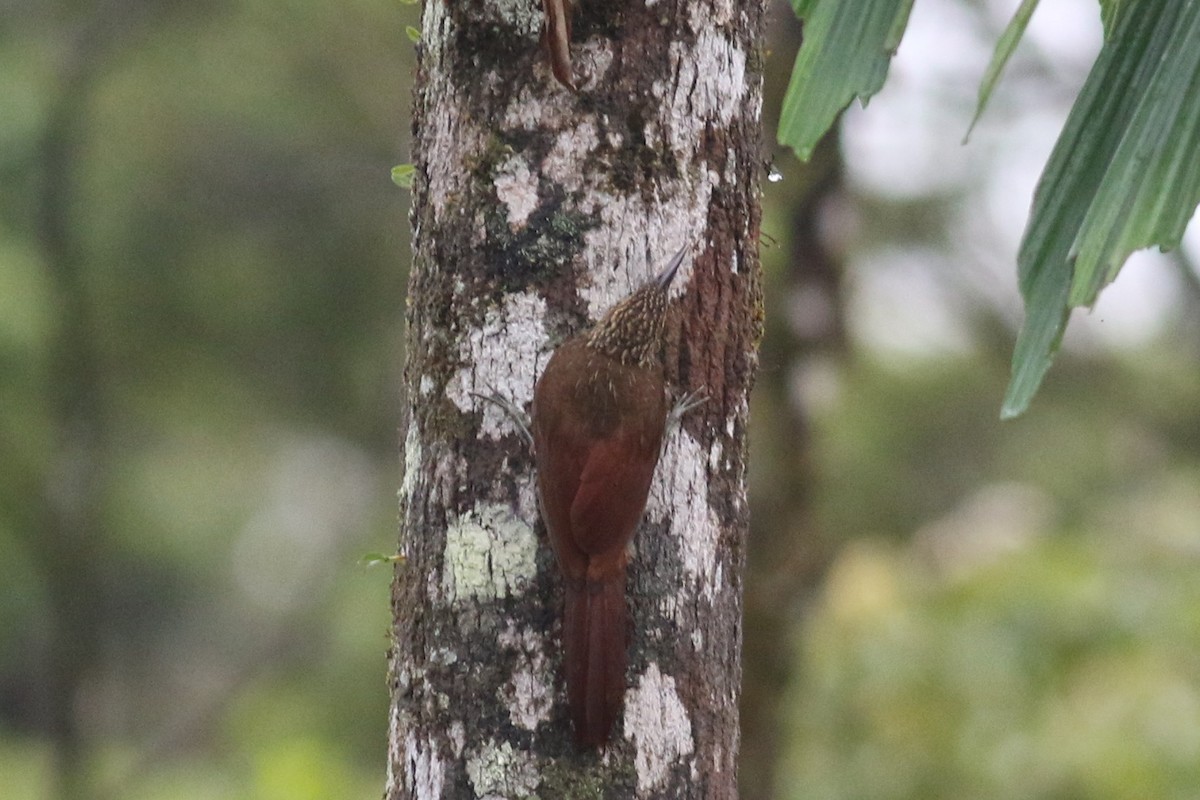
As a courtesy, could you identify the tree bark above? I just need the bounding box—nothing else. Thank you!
[387,0,765,797]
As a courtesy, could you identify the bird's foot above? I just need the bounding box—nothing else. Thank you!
[471,388,534,448]
[667,388,708,436]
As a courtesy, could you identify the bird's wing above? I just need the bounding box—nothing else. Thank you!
[568,427,661,566]
[533,400,589,580]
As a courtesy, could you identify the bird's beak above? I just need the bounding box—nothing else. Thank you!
[654,245,689,289]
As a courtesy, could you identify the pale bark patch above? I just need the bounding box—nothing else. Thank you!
[466,740,541,798]
[707,436,725,472]
[544,120,600,190]
[431,647,459,667]
[494,156,540,230]
[419,0,448,61]
[723,145,740,188]
[419,0,491,225]
[652,430,722,601]
[443,502,538,603]
[709,0,738,27]
[572,38,616,91]
[578,192,702,315]
[498,625,555,730]
[488,0,540,34]
[450,721,466,757]
[503,85,576,132]
[624,663,696,794]
[447,291,546,439]
[401,423,422,506]
[385,702,402,796]
[405,731,446,800]
[425,97,484,223]
[661,30,747,151]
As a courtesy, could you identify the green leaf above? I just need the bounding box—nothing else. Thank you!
[391,163,415,189]
[360,551,406,568]
[965,0,1040,142]
[1099,0,1128,38]
[1002,0,1200,419]
[777,0,915,161]
[791,0,818,17]
[405,25,421,44]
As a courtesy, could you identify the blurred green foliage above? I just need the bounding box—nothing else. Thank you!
[776,355,1200,800]
[1,0,413,796]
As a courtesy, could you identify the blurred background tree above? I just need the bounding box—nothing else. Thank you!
[2,0,410,797]
[1,0,1198,798]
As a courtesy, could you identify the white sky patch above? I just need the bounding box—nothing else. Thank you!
[1020,0,1103,72]
[494,156,539,230]
[1068,249,1184,352]
[624,663,695,794]
[442,502,538,604]
[446,292,547,439]
[841,0,987,200]
[1184,213,1200,269]
[979,108,1066,251]
[843,94,971,199]
[834,0,1182,360]
[847,246,976,358]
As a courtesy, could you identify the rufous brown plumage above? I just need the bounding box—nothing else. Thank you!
[532,248,685,747]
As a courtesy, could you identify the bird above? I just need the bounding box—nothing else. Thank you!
[531,247,687,747]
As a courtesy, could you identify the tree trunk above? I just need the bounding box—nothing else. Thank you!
[387,0,765,797]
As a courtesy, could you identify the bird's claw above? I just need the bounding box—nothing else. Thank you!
[666,388,708,436]
[470,389,534,448]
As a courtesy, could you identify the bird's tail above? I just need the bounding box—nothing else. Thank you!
[563,573,627,747]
